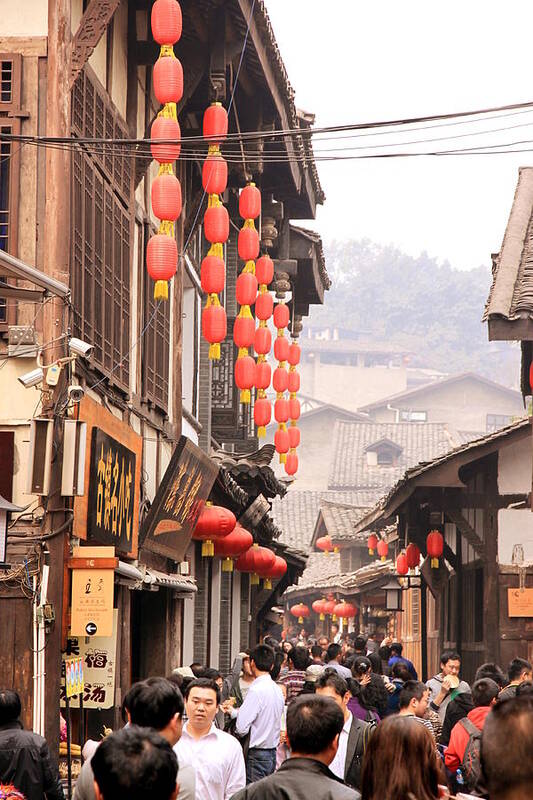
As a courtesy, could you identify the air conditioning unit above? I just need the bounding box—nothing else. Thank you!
[61,420,87,496]
[27,419,54,495]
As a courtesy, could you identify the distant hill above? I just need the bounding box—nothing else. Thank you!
[308,239,519,385]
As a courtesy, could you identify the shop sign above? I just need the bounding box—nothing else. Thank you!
[87,428,136,553]
[61,609,118,709]
[508,588,533,617]
[64,656,84,699]
[71,546,115,637]
[140,436,219,560]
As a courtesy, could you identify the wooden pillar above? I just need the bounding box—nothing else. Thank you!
[484,455,500,664]
[43,0,71,753]
[456,530,463,655]
[421,582,428,682]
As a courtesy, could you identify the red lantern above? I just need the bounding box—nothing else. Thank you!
[274,397,289,423]
[239,184,261,220]
[274,336,289,362]
[333,601,357,619]
[288,424,300,449]
[235,355,255,404]
[317,535,334,555]
[203,102,228,145]
[323,599,337,618]
[270,555,288,580]
[255,292,273,321]
[367,534,378,556]
[406,543,421,570]
[396,553,409,576]
[255,547,278,589]
[201,254,225,295]
[254,326,271,356]
[312,598,328,621]
[288,370,300,394]
[193,504,236,557]
[254,397,271,437]
[238,227,260,262]
[214,524,253,572]
[255,361,271,390]
[529,361,533,393]
[151,173,182,221]
[289,397,301,421]
[377,540,389,561]
[202,300,227,359]
[236,543,272,586]
[202,155,228,195]
[153,56,184,105]
[151,0,183,45]
[236,272,258,306]
[204,204,229,244]
[146,234,177,299]
[285,451,298,476]
[233,314,255,349]
[290,603,310,624]
[288,342,301,366]
[151,116,181,163]
[426,530,444,569]
[274,426,289,456]
[256,255,274,286]
[273,367,288,394]
[273,303,290,330]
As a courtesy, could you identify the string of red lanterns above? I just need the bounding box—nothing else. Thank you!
[147,0,183,301]
[201,103,229,360]
[285,339,301,476]
[234,184,261,403]
[253,254,274,437]
[273,301,290,464]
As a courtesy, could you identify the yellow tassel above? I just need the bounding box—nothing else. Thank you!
[332,614,337,622]
[280,453,287,464]
[238,305,253,319]
[158,162,174,176]
[240,389,251,404]
[238,347,249,359]
[298,616,303,624]
[158,220,174,236]
[244,260,256,274]
[160,102,177,121]
[258,426,266,438]
[244,218,256,230]
[319,613,325,621]
[207,144,221,156]
[381,556,386,562]
[431,558,438,569]
[202,540,214,557]
[264,578,272,590]
[160,44,176,58]
[209,343,220,360]
[251,573,259,586]
[222,558,234,573]
[324,550,330,556]
[208,193,221,208]
[154,280,168,300]
[208,243,224,259]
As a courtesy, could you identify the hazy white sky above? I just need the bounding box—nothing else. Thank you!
[265,0,533,270]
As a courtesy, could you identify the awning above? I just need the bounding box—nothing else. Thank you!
[0,250,70,300]
[143,567,197,594]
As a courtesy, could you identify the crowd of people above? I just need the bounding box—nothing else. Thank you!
[1,634,533,799]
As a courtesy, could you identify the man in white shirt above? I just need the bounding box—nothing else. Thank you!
[231,644,284,784]
[315,669,374,791]
[175,678,245,800]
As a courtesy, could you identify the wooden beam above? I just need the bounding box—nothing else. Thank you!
[488,316,533,341]
[445,509,485,558]
[69,0,120,89]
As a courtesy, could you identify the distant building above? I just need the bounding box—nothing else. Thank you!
[358,372,524,433]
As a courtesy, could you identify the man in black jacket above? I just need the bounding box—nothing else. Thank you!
[315,670,374,790]
[0,689,64,800]
[229,694,359,799]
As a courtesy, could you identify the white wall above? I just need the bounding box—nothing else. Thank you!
[498,509,533,565]
[498,436,531,494]
[3,0,47,35]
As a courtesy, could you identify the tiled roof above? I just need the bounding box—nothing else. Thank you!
[291,225,330,290]
[328,421,457,491]
[271,489,382,552]
[320,502,373,542]
[285,557,394,599]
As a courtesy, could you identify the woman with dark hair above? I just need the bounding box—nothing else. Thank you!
[348,656,381,723]
[362,715,445,800]
[365,652,390,718]
[385,661,412,716]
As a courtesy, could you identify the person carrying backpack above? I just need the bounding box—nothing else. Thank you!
[444,677,500,791]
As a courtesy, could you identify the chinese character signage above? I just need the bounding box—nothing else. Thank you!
[71,546,115,637]
[140,436,219,560]
[508,588,533,617]
[87,428,136,554]
[64,656,84,698]
[61,610,118,709]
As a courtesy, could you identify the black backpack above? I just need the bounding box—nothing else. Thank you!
[460,717,482,791]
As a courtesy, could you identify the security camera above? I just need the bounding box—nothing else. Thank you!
[68,337,93,358]
[18,367,44,388]
[67,383,85,404]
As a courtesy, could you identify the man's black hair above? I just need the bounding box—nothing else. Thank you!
[508,657,532,682]
[390,642,403,656]
[378,645,391,662]
[472,678,499,707]
[92,726,177,800]
[310,644,323,659]
[202,667,222,682]
[184,677,221,705]
[481,695,533,797]
[316,669,349,698]
[398,680,427,710]
[0,690,21,724]
[326,643,342,663]
[286,694,344,755]
[440,650,461,666]
[474,662,506,689]
[353,635,367,652]
[392,662,411,682]
[121,682,145,724]
[189,662,204,677]
[289,646,310,671]
[128,677,184,731]
[250,644,275,673]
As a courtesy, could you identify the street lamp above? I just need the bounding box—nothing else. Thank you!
[383,578,403,612]
[0,494,25,569]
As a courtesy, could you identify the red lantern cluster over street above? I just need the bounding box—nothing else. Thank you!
[290,603,310,624]
[426,529,444,569]
[323,598,338,621]
[234,184,261,404]
[254,254,274,438]
[367,534,378,556]
[213,523,253,572]
[201,102,229,360]
[406,542,421,571]
[147,0,184,300]
[273,301,290,464]
[285,340,301,476]
[192,503,236,557]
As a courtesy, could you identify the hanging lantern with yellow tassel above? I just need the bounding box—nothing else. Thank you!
[273,301,290,463]
[234,184,260,404]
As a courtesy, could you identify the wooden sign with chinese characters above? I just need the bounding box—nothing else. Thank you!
[140,436,219,560]
[508,588,533,617]
[73,397,142,558]
[61,609,118,709]
[87,427,136,553]
[71,546,115,637]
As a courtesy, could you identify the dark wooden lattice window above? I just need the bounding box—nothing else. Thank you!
[70,67,131,389]
[211,318,255,446]
[142,224,170,412]
[0,54,21,329]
